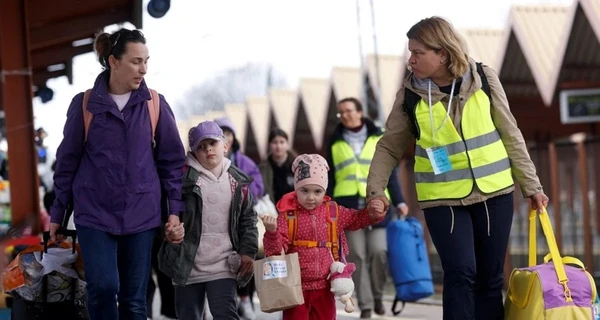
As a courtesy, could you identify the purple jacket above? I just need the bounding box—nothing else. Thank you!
[50,72,185,235]
[231,151,264,201]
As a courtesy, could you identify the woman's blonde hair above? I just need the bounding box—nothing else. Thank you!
[407,16,469,78]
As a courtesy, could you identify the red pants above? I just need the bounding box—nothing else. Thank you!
[283,287,336,320]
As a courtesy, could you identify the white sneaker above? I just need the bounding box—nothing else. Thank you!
[239,299,256,320]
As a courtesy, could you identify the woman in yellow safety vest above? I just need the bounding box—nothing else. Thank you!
[366,16,548,320]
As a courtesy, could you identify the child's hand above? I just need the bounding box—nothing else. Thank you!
[260,215,278,232]
[367,199,385,220]
[165,214,184,244]
[240,254,254,276]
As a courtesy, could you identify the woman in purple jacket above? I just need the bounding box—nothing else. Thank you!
[49,29,185,320]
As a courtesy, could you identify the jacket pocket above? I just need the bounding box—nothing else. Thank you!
[133,166,159,193]
[74,159,102,190]
[158,241,182,277]
[87,113,118,149]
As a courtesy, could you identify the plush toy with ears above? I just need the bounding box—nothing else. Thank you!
[329,261,357,313]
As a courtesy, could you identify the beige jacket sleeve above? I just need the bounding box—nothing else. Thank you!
[366,86,413,200]
[485,65,543,198]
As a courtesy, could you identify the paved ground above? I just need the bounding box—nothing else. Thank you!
[153,299,442,320]
[151,286,443,320]
[247,298,443,320]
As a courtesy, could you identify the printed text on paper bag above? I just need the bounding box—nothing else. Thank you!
[263,260,288,280]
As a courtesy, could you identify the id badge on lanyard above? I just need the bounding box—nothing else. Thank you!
[426,147,452,175]
[427,79,456,175]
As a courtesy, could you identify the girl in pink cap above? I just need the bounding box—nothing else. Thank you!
[261,154,386,320]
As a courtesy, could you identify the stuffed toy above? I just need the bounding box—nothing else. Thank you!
[227,253,253,287]
[329,261,357,313]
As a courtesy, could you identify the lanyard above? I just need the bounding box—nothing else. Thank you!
[428,79,456,147]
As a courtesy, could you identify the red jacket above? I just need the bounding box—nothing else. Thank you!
[263,192,382,291]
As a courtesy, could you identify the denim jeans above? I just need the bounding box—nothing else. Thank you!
[77,225,155,320]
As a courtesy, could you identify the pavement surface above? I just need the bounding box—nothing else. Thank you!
[151,286,443,320]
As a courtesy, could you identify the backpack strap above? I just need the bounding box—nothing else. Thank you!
[147,89,161,148]
[287,211,298,243]
[476,62,491,99]
[82,88,161,146]
[403,89,421,140]
[326,201,340,262]
[241,184,249,204]
[82,90,93,142]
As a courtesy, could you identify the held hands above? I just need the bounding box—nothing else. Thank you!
[260,214,278,232]
[367,199,386,220]
[165,214,185,244]
[530,192,549,214]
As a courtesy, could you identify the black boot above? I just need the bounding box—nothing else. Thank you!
[374,299,385,315]
[360,309,372,319]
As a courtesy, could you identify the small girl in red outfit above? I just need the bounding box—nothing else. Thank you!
[261,154,385,320]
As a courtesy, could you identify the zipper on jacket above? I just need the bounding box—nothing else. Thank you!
[312,214,319,277]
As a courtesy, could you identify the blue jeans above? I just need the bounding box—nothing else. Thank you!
[77,225,155,320]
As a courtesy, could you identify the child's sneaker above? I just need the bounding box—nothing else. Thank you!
[239,299,256,320]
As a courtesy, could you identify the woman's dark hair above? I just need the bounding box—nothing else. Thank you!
[337,97,363,112]
[221,127,241,152]
[268,128,298,159]
[94,28,146,69]
[268,128,289,143]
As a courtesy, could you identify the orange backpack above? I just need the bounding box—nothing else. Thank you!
[82,89,160,146]
[286,201,341,262]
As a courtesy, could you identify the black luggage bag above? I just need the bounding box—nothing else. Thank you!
[10,230,88,320]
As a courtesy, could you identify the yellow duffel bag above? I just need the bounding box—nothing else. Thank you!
[504,208,597,319]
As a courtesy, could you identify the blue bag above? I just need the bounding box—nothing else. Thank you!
[594,294,600,320]
[387,216,434,315]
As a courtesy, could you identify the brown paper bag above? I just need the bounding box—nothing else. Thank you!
[253,251,304,313]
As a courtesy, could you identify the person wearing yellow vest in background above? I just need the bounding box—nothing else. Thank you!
[366,17,548,320]
[325,97,408,319]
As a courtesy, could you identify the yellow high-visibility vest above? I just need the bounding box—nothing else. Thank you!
[413,89,514,201]
[331,136,391,199]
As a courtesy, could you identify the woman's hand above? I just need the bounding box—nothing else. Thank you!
[368,199,386,220]
[49,223,65,242]
[530,192,549,214]
[397,202,409,217]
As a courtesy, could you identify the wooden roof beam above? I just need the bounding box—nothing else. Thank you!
[29,6,130,50]
[27,0,130,26]
[31,42,93,70]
